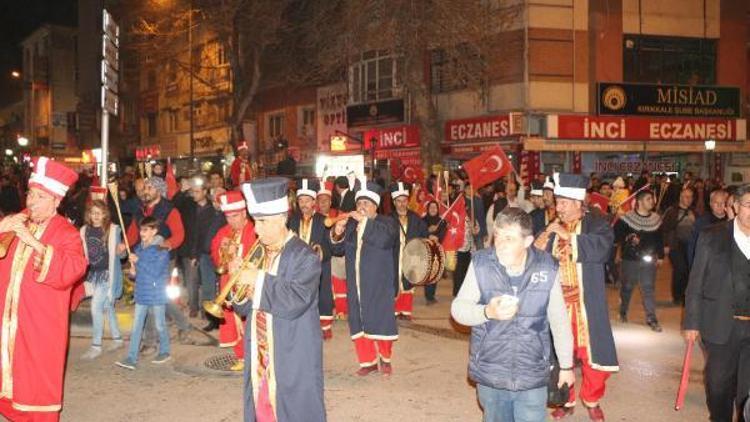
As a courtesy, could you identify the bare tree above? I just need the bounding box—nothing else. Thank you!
[298,0,522,170]
[125,0,295,152]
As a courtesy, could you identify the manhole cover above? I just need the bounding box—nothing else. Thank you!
[204,353,239,371]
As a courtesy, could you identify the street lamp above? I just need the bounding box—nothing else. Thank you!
[704,139,716,151]
[10,71,20,79]
[17,136,29,147]
[704,139,716,180]
[4,149,13,157]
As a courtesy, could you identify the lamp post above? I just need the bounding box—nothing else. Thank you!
[704,139,716,180]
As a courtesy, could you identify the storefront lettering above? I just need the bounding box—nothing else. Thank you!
[583,118,626,139]
[548,115,746,141]
[647,121,732,140]
[445,115,511,142]
[657,87,718,106]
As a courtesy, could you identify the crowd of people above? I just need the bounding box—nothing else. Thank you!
[0,155,748,422]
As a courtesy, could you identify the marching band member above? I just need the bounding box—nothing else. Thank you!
[234,177,325,422]
[288,179,334,339]
[210,191,257,371]
[390,182,428,320]
[536,173,618,422]
[330,181,399,376]
[318,182,348,318]
[230,142,254,188]
[0,157,87,422]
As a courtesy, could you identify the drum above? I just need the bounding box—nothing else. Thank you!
[402,238,445,286]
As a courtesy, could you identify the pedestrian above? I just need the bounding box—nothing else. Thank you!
[173,176,199,317]
[234,177,325,422]
[333,176,356,212]
[687,189,728,268]
[423,200,447,305]
[190,176,224,332]
[453,180,486,297]
[452,208,575,422]
[0,157,87,421]
[614,189,664,331]
[661,187,696,305]
[116,217,172,369]
[683,183,750,422]
[330,181,399,376]
[288,179,334,339]
[390,182,428,320]
[536,173,618,421]
[80,200,126,360]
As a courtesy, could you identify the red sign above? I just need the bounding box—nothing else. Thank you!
[445,115,512,142]
[136,145,161,160]
[366,125,419,150]
[547,115,747,141]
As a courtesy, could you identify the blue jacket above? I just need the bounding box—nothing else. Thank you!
[468,247,559,391]
[133,237,170,306]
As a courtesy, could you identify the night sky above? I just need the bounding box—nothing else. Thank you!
[0,0,78,108]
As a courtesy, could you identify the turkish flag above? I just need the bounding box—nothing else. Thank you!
[441,195,466,252]
[588,192,610,214]
[463,146,512,189]
[402,164,424,184]
[165,159,179,200]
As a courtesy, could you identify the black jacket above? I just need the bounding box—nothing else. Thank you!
[683,221,740,344]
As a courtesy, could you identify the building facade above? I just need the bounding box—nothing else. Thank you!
[21,25,79,157]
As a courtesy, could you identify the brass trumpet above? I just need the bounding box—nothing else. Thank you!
[203,240,265,319]
[215,229,242,275]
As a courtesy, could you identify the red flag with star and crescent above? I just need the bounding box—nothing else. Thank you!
[441,195,466,252]
[463,146,513,189]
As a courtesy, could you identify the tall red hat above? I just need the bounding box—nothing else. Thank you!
[218,190,247,214]
[29,156,78,198]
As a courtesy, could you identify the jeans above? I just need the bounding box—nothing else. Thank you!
[178,255,200,313]
[669,241,690,304]
[90,276,121,346]
[477,384,548,422]
[128,304,170,363]
[198,253,217,304]
[619,259,658,322]
[143,301,193,347]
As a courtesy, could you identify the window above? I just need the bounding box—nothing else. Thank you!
[349,50,401,104]
[623,35,716,85]
[146,69,157,90]
[268,113,285,139]
[147,112,158,137]
[299,107,315,137]
[216,42,228,65]
[167,110,179,133]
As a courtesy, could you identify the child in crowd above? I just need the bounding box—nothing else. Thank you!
[115,216,171,369]
[80,200,125,359]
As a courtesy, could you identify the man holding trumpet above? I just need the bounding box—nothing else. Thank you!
[231,177,325,422]
[287,178,334,339]
[0,157,88,421]
[209,190,257,371]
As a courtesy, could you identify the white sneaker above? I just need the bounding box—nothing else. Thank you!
[106,339,125,352]
[81,346,102,360]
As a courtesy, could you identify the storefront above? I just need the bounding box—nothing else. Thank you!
[526,114,747,181]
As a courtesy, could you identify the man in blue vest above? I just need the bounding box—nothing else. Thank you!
[452,207,574,422]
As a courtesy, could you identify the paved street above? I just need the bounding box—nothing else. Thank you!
[57,262,710,422]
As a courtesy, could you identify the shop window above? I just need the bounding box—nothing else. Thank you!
[349,50,401,104]
[299,107,315,137]
[623,35,716,85]
[268,113,285,139]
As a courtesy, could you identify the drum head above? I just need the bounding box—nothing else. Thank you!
[403,238,445,286]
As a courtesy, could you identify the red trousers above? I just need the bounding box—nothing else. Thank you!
[353,338,393,367]
[0,399,59,422]
[219,309,245,359]
[566,310,611,406]
[332,275,348,317]
[394,290,413,316]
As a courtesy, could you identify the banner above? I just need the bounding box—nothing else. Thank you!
[316,83,348,152]
[546,115,746,141]
[598,83,741,118]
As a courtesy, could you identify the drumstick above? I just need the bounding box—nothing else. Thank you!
[674,338,695,411]
[107,182,131,256]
